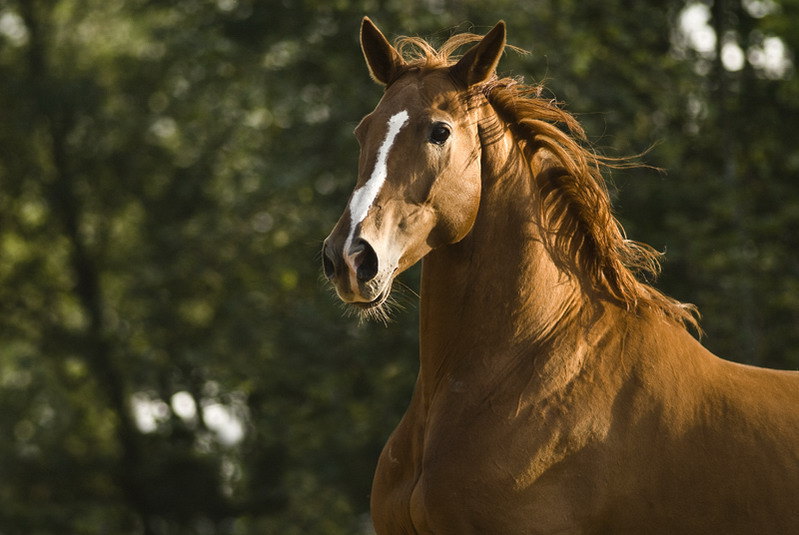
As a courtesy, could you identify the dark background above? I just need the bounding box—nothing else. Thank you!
[1,0,798,533]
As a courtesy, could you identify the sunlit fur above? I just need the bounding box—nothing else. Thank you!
[335,20,799,534]
[390,32,700,332]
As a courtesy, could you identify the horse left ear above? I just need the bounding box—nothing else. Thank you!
[361,17,406,85]
[450,21,506,87]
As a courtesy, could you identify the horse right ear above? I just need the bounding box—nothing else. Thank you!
[450,21,506,87]
[361,17,405,85]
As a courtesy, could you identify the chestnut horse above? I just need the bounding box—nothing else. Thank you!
[322,18,799,534]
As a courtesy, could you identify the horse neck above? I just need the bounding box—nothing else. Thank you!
[419,125,590,396]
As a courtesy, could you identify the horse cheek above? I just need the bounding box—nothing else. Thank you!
[432,177,481,246]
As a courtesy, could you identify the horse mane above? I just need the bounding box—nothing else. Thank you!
[391,31,701,332]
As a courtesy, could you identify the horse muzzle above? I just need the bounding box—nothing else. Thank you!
[322,235,395,308]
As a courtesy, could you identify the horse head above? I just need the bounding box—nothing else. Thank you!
[322,18,506,315]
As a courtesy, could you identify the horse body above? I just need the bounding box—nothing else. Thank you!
[323,18,799,534]
[372,101,799,534]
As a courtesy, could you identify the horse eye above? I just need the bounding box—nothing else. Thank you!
[429,123,451,145]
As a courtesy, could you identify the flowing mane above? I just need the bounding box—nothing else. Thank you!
[391,32,700,331]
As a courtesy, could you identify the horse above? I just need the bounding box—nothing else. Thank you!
[322,18,799,534]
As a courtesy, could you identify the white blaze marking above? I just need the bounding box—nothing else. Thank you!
[344,109,410,257]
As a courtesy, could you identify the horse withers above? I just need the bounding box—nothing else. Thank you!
[322,18,799,534]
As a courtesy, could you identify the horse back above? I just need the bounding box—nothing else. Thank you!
[599,318,799,532]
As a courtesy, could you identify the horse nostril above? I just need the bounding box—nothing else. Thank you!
[352,239,379,282]
[322,243,336,280]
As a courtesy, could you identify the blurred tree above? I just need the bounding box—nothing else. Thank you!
[0,0,797,533]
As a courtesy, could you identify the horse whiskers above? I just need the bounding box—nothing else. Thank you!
[394,279,420,301]
[360,300,394,326]
[344,296,394,326]
[341,281,419,326]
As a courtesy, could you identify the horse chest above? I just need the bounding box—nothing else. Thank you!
[372,393,603,534]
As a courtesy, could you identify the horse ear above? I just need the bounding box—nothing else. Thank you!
[361,17,405,85]
[451,21,506,87]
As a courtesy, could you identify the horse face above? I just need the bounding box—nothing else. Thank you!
[323,73,482,308]
[322,18,506,312]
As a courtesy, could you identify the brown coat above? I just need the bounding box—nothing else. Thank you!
[323,18,799,534]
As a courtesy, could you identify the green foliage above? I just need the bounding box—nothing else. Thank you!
[1,0,798,532]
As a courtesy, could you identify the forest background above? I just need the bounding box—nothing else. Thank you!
[1,0,798,533]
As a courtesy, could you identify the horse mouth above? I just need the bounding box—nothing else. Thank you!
[352,286,390,310]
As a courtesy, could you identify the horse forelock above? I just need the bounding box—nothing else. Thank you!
[388,31,700,333]
[394,32,485,71]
